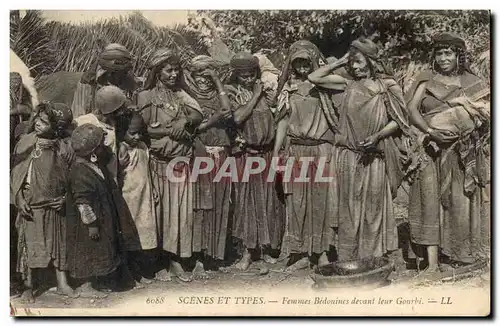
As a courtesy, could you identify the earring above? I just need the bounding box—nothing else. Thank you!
[90,153,98,163]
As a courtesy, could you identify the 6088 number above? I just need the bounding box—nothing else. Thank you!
[146,297,165,304]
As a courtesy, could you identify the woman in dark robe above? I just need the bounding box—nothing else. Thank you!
[226,52,285,271]
[184,55,234,275]
[137,48,204,282]
[66,123,122,298]
[273,40,338,271]
[405,32,490,279]
[308,37,410,262]
[71,43,140,119]
[11,102,75,303]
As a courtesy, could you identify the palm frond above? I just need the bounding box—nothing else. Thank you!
[10,10,57,77]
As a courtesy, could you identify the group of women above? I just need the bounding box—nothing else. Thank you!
[10,29,490,303]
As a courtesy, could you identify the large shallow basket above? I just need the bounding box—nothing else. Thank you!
[311,256,395,289]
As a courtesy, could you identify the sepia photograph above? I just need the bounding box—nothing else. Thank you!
[8,9,491,317]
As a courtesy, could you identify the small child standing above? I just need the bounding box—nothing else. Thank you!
[66,124,122,298]
[10,102,76,303]
[118,113,158,284]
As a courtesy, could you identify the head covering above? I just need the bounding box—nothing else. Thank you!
[183,55,220,102]
[230,52,260,71]
[351,38,380,60]
[97,43,133,72]
[81,43,135,86]
[71,123,105,157]
[276,40,326,96]
[276,40,340,133]
[37,101,74,137]
[149,48,180,69]
[349,37,393,77]
[143,48,183,90]
[95,85,128,115]
[189,55,218,72]
[432,32,466,50]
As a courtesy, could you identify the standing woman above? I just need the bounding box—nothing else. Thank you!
[273,40,337,271]
[308,37,410,262]
[405,32,490,278]
[137,49,203,282]
[226,52,285,271]
[184,55,234,275]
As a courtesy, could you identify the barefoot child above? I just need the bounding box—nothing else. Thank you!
[11,102,76,303]
[66,124,122,298]
[118,113,158,285]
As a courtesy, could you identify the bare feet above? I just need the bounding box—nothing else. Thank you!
[20,289,35,304]
[413,266,442,283]
[170,261,193,282]
[138,277,153,285]
[263,254,278,264]
[56,285,79,298]
[154,269,172,282]
[133,281,145,289]
[76,285,108,299]
[234,250,252,271]
[192,261,210,280]
[318,252,330,267]
[285,257,310,273]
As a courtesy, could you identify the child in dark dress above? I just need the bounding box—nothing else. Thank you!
[66,123,122,298]
[10,102,75,303]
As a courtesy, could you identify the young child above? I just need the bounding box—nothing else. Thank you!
[66,123,122,298]
[10,102,75,303]
[118,113,157,284]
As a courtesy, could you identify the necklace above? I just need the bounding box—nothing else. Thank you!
[31,142,42,159]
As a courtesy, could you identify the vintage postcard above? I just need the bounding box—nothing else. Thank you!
[9,9,491,317]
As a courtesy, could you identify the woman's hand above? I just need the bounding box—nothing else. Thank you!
[169,118,188,140]
[18,196,32,218]
[253,80,263,97]
[427,128,459,144]
[47,196,66,212]
[359,133,381,150]
[202,69,219,81]
[88,226,100,241]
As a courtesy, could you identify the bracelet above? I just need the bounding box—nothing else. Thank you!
[425,127,433,134]
[219,91,227,96]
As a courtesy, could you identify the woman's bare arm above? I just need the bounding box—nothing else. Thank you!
[408,82,431,133]
[273,117,289,157]
[376,120,400,139]
[308,55,349,90]
[233,83,263,126]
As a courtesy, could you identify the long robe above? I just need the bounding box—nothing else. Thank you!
[190,94,233,260]
[66,158,122,279]
[335,78,409,261]
[119,141,158,250]
[138,85,203,257]
[11,134,71,273]
[226,84,285,250]
[405,71,490,262]
[276,80,337,255]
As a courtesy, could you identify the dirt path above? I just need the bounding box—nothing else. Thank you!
[10,252,490,311]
